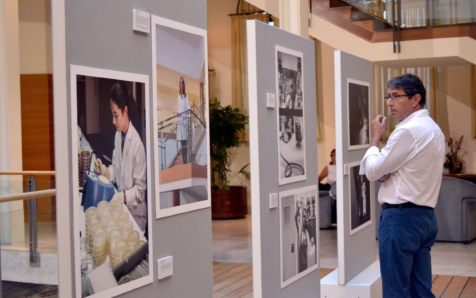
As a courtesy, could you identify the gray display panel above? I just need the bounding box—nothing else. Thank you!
[247,20,319,297]
[61,1,212,297]
[334,50,377,285]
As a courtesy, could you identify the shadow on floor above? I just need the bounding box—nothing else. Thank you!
[2,281,57,298]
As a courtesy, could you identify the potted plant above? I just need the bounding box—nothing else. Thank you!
[444,132,465,174]
[210,98,249,219]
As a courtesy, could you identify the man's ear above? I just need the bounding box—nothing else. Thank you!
[412,94,422,108]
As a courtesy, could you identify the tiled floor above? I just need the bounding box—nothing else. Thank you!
[211,215,476,277]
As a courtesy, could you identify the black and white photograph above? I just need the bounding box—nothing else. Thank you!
[349,163,372,234]
[276,46,306,185]
[279,185,319,288]
[152,16,210,218]
[70,66,153,297]
[347,79,370,150]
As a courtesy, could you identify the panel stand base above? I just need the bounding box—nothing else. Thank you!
[321,261,382,298]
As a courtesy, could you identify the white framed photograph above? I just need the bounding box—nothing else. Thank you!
[152,16,211,218]
[279,185,319,288]
[348,161,372,235]
[276,46,306,185]
[70,65,153,298]
[347,79,370,150]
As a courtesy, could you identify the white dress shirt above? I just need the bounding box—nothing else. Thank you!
[360,109,445,208]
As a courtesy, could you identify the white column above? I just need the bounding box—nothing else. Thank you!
[1,0,25,245]
[0,0,10,179]
[279,0,309,37]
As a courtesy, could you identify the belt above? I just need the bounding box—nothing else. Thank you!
[382,202,433,211]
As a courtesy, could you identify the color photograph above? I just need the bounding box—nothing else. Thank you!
[152,16,210,218]
[347,79,370,150]
[279,185,319,288]
[276,46,306,185]
[349,163,372,235]
[70,65,153,298]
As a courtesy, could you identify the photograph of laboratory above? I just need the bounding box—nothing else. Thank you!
[75,74,150,296]
[348,80,370,150]
[155,21,209,214]
[276,47,306,185]
[350,164,371,233]
[280,186,318,288]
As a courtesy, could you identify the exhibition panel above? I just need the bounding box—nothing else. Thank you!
[52,0,212,297]
[247,20,319,297]
[334,50,377,285]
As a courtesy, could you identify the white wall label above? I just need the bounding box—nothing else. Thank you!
[133,9,150,33]
[267,93,276,108]
[269,193,278,209]
[343,163,349,175]
[157,256,173,279]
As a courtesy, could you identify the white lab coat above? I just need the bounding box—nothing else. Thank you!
[109,121,147,231]
[177,94,190,141]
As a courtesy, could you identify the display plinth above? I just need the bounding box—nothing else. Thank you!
[321,261,382,298]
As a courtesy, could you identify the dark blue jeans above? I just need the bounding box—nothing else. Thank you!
[378,207,438,298]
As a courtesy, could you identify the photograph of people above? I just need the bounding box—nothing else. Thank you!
[94,82,147,231]
[280,186,318,288]
[154,18,209,218]
[72,66,151,298]
[348,80,370,150]
[350,164,371,233]
[276,47,306,185]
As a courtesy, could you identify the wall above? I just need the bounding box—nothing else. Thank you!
[443,65,476,173]
[19,0,52,74]
[54,1,213,297]
[316,40,336,182]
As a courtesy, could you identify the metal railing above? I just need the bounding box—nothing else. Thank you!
[158,108,207,171]
[0,171,55,267]
[335,0,476,52]
[339,0,476,28]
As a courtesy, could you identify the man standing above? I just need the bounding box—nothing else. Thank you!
[360,74,445,297]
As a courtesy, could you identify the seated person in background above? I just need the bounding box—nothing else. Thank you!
[318,149,336,191]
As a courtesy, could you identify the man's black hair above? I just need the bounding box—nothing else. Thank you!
[386,73,426,108]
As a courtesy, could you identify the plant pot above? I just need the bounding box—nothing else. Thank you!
[211,186,247,219]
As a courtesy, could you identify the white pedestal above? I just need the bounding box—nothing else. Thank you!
[321,261,382,298]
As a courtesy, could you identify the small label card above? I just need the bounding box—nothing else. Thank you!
[267,93,276,108]
[133,9,150,33]
[157,256,173,279]
[269,193,278,209]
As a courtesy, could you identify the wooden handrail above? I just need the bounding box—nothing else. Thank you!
[0,189,56,203]
[0,171,55,176]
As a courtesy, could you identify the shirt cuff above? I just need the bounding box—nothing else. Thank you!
[125,188,137,209]
[360,146,380,175]
[108,165,115,182]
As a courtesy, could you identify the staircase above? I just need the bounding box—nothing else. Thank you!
[168,124,206,169]
[311,0,476,43]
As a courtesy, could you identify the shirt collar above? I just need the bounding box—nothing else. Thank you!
[395,109,428,128]
[122,121,133,140]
